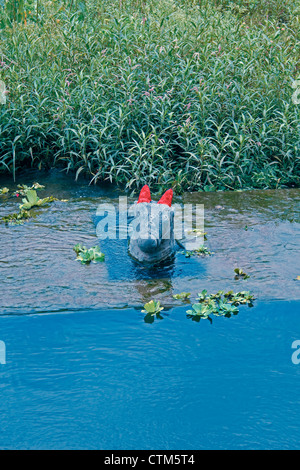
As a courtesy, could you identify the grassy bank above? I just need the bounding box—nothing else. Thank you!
[0,0,299,193]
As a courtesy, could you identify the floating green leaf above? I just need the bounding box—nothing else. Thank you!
[196,289,209,302]
[141,300,164,323]
[0,188,9,196]
[187,290,255,322]
[187,303,215,319]
[73,244,105,264]
[1,183,60,226]
[142,300,164,315]
[218,300,239,317]
[14,183,45,197]
[234,268,250,280]
[2,209,31,225]
[19,189,57,210]
[73,243,86,256]
[173,292,191,300]
[224,290,255,306]
[187,229,208,240]
[182,246,213,258]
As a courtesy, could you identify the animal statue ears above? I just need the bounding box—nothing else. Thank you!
[157,188,173,207]
[137,185,151,203]
[137,185,173,207]
[157,189,173,207]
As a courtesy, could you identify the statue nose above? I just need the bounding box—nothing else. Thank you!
[137,236,159,253]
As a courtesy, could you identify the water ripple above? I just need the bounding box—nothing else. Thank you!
[0,177,299,315]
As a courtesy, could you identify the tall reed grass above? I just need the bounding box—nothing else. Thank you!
[0,0,299,192]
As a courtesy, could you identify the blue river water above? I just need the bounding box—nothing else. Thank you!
[0,300,300,450]
[0,172,299,449]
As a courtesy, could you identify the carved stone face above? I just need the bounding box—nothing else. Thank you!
[128,186,175,265]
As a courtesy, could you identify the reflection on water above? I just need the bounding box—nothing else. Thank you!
[0,169,299,315]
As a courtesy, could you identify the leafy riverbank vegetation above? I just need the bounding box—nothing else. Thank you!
[0,0,299,193]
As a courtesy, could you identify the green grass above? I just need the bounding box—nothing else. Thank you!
[0,0,299,193]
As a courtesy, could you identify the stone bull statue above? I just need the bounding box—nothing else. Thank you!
[129,185,175,265]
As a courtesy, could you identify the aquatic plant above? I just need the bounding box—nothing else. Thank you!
[173,292,191,300]
[188,230,208,240]
[73,244,105,265]
[0,187,9,195]
[0,0,299,192]
[186,303,215,323]
[1,183,63,224]
[182,246,213,258]
[142,301,164,322]
[2,209,30,225]
[19,189,57,210]
[73,243,85,256]
[142,300,164,315]
[141,300,164,322]
[234,268,250,280]
[195,246,213,256]
[187,289,255,322]
[13,183,45,197]
[224,290,255,306]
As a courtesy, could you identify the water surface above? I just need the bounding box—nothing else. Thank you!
[0,170,300,450]
[0,301,300,450]
[0,170,299,314]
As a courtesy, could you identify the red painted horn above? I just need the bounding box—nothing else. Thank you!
[157,188,173,207]
[137,185,151,203]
